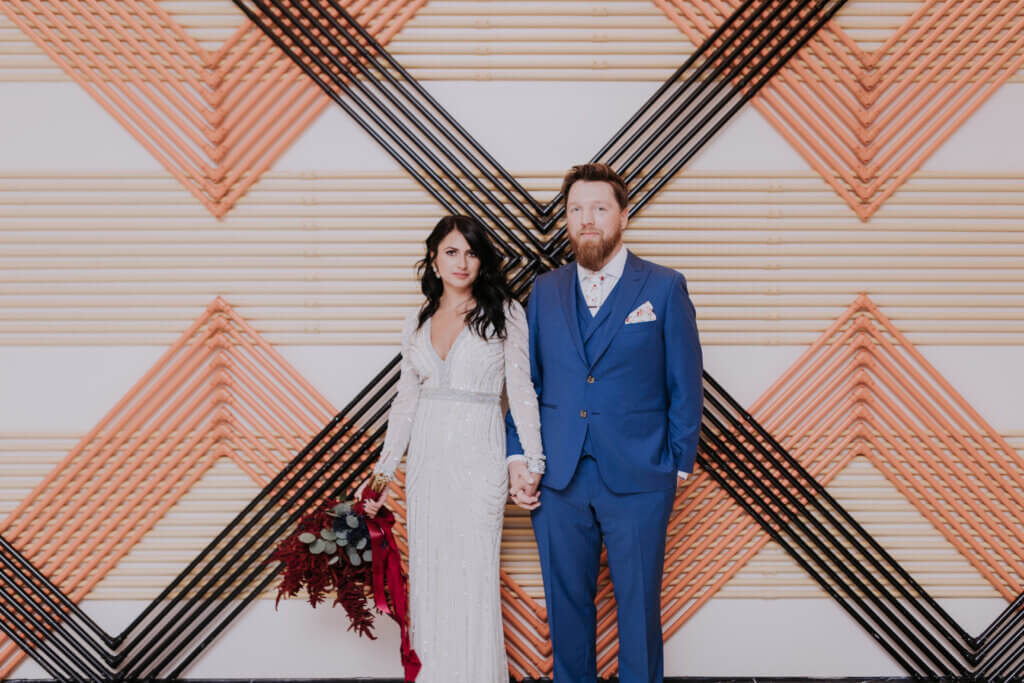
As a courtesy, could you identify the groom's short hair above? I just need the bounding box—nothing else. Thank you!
[561,163,628,210]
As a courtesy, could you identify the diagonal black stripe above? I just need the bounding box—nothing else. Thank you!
[9,0,1024,680]
[0,536,114,650]
[115,377,403,677]
[0,595,94,681]
[976,589,1024,650]
[125,0,850,675]
[0,538,118,679]
[0,598,73,682]
[240,0,554,274]
[108,2,851,679]
[221,7,987,677]
[700,374,969,677]
[696,421,928,676]
[974,594,1024,678]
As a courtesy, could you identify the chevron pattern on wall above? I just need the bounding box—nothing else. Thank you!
[1,0,857,678]
[751,295,1024,599]
[657,0,1024,219]
[4,0,1024,681]
[0,0,425,217]
[0,297,344,678]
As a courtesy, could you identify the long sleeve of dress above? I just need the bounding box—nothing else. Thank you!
[374,311,422,480]
[503,300,545,473]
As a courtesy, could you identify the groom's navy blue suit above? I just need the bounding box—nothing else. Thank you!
[507,250,703,682]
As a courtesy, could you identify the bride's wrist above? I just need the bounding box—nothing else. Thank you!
[369,471,392,492]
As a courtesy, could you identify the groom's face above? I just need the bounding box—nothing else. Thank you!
[566,180,628,271]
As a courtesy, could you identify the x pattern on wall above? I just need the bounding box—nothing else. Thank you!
[5,1,1023,219]
[3,0,1024,680]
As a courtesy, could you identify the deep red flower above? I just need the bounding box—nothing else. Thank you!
[270,499,377,639]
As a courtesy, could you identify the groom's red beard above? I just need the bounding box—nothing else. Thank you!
[570,233,619,271]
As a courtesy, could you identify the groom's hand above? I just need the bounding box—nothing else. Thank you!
[509,460,540,510]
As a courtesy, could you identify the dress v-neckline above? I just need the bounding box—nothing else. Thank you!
[427,317,468,363]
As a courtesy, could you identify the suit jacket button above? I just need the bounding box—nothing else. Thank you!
[586,375,595,384]
[579,409,587,418]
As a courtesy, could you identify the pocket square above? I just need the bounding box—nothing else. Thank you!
[625,301,656,324]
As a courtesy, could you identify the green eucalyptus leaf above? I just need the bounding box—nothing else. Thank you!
[324,541,337,554]
[298,532,316,544]
[346,514,359,529]
[362,550,372,562]
[309,539,326,554]
[320,528,336,541]
[356,537,367,550]
[328,555,340,565]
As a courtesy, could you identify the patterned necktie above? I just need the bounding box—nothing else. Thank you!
[582,272,605,316]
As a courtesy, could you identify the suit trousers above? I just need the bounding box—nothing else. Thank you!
[532,445,676,683]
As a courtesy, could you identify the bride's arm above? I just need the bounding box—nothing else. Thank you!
[372,311,422,483]
[503,300,545,474]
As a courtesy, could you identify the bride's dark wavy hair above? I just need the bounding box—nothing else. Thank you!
[417,215,512,340]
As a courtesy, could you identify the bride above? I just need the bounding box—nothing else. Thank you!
[361,215,545,682]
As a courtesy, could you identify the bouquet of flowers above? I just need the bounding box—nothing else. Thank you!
[271,485,420,680]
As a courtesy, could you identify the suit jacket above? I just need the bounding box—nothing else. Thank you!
[506,251,703,493]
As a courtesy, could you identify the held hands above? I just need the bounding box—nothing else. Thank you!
[508,460,541,511]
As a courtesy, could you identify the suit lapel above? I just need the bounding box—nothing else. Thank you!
[557,264,587,366]
[586,251,650,369]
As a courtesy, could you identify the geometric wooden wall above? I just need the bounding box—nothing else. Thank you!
[4,297,1022,677]
[2,0,1024,680]
[3,0,855,677]
[750,295,1024,600]
[5,1,1022,220]
[657,0,1024,219]
[0,297,337,678]
[0,0,425,217]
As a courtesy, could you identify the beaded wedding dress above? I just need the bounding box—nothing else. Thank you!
[373,301,544,682]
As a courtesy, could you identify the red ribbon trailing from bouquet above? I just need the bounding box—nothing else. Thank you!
[357,487,421,682]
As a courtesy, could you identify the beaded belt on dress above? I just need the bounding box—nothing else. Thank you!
[420,387,501,405]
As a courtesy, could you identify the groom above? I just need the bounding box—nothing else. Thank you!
[507,163,703,682]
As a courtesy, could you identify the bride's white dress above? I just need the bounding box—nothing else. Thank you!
[373,301,544,682]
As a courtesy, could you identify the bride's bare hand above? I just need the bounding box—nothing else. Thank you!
[357,477,390,518]
[362,487,389,518]
[510,486,540,511]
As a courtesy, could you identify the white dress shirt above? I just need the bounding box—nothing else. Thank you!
[510,244,691,481]
[578,243,628,316]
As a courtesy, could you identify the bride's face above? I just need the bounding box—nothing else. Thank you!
[433,229,480,293]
